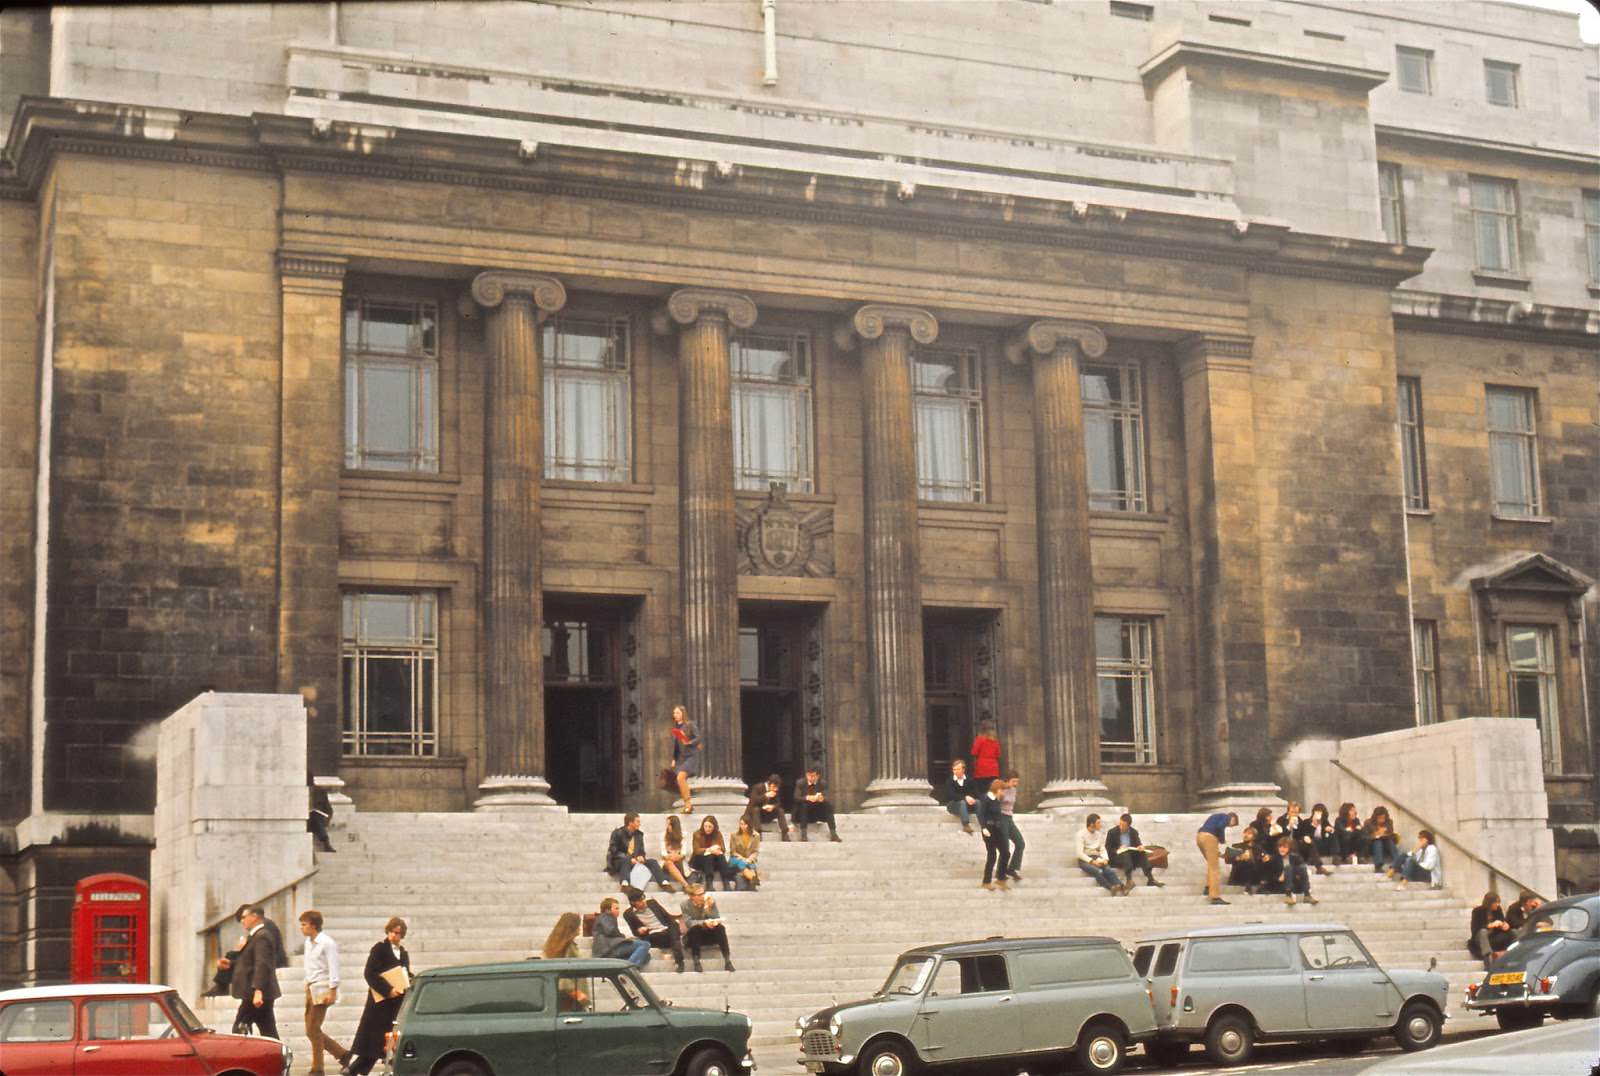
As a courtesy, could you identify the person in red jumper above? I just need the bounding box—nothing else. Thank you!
[970,720,1002,782]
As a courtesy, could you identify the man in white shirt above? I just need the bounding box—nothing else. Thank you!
[299,909,350,1075]
[1076,813,1128,895]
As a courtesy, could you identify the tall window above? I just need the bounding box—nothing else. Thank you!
[1397,376,1429,510]
[1395,47,1433,94]
[543,317,631,483]
[1378,162,1406,244]
[341,592,438,756]
[1096,616,1156,764]
[1412,619,1439,725]
[543,618,611,683]
[1470,177,1520,273]
[1584,190,1600,284]
[1484,60,1519,107]
[913,347,984,502]
[343,298,439,472]
[1083,363,1147,512]
[1486,386,1541,516]
[1506,624,1560,772]
[731,332,813,492]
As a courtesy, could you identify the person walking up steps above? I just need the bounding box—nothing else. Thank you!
[299,910,350,1075]
[998,770,1024,881]
[668,704,701,814]
[979,779,1011,890]
[1196,811,1237,905]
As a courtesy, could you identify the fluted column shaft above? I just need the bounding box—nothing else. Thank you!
[840,305,939,808]
[1012,321,1112,809]
[472,271,566,809]
[656,289,756,806]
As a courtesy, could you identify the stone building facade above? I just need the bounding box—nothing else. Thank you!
[1,0,1595,984]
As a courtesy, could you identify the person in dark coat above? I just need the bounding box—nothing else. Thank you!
[1106,813,1163,888]
[792,767,841,842]
[228,905,282,1039]
[977,780,1011,889]
[605,812,670,889]
[308,781,336,853]
[344,917,412,1076]
[942,759,980,833]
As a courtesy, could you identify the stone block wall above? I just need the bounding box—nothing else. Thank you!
[42,155,282,811]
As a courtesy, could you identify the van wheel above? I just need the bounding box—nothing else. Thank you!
[1204,1013,1254,1066]
[1495,1008,1542,1032]
[1076,1021,1125,1075]
[858,1040,917,1076]
[1394,1002,1441,1052]
[685,1046,736,1076]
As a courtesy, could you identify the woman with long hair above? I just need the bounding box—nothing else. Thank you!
[669,704,701,814]
[541,912,582,959]
[1365,805,1399,874]
[345,916,412,1075]
[729,814,762,890]
[661,814,691,891]
[1335,802,1365,864]
[1470,891,1513,968]
[690,814,733,891]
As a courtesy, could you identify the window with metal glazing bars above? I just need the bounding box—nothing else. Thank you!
[1412,619,1439,725]
[912,346,984,502]
[343,298,439,472]
[1470,177,1520,273]
[730,331,814,493]
[1397,376,1428,510]
[1485,385,1540,516]
[1096,615,1156,764]
[1083,362,1147,512]
[342,592,438,756]
[543,316,631,483]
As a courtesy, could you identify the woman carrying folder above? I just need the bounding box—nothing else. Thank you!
[343,916,412,1076]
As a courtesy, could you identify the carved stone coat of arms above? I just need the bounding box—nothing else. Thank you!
[736,483,834,577]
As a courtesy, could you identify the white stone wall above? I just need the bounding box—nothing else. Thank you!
[1283,717,1558,900]
[151,692,312,1001]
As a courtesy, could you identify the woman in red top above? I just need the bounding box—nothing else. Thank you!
[970,721,1002,781]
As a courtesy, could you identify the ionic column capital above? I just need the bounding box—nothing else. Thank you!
[470,271,568,317]
[650,287,758,334]
[832,304,939,351]
[1003,320,1107,365]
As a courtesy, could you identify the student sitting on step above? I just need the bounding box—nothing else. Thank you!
[793,766,842,842]
[1076,813,1128,895]
[680,884,735,973]
[1364,806,1399,874]
[1279,801,1328,875]
[746,774,791,841]
[1393,830,1441,889]
[606,812,672,891]
[689,815,736,891]
[728,814,762,890]
[1335,802,1367,864]
[943,759,980,833]
[1227,827,1270,894]
[661,815,692,891]
[1469,891,1514,968]
[622,886,686,972]
[1276,836,1318,906]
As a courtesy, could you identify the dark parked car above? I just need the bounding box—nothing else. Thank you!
[1465,891,1600,1029]
[0,982,291,1076]
[386,958,753,1076]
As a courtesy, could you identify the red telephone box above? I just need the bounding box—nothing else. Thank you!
[71,873,149,983]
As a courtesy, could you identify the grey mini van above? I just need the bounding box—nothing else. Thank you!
[795,936,1156,1076]
[1132,923,1448,1066]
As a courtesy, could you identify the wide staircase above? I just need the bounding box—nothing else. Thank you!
[197,809,1487,1074]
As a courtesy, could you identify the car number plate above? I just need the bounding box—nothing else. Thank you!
[1488,971,1525,986]
[805,1063,827,1073]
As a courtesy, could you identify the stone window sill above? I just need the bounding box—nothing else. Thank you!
[1491,513,1553,524]
[1101,762,1187,775]
[1405,507,1434,517]
[343,470,462,488]
[339,754,467,769]
[545,479,655,496]
[735,489,836,505]
[1472,271,1531,289]
[919,500,1009,515]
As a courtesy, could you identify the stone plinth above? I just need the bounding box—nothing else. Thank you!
[1282,717,1557,898]
[151,693,313,1002]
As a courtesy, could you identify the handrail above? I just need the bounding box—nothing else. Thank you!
[1330,759,1548,902]
[197,866,320,936]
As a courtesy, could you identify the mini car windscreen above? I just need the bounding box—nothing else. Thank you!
[163,991,206,1034]
[881,957,935,995]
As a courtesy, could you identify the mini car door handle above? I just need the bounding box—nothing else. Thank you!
[81,1046,101,1053]
[562,1017,584,1024]
[997,996,1013,1004]
[1308,975,1325,981]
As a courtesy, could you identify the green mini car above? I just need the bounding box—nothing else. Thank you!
[386,958,754,1076]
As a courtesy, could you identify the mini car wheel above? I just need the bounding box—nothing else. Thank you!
[435,1061,489,1076]
[685,1045,736,1076]
[1204,1012,1254,1066]
[1495,1008,1543,1031]
[1394,1002,1441,1052]
[1144,1040,1188,1066]
[858,1039,917,1076]
[1075,1022,1125,1075]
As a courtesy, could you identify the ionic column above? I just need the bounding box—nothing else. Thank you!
[1007,321,1113,811]
[1178,332,1281,814]
[471,271,567,810]
[835,305,939,809]
[653,288,757,808]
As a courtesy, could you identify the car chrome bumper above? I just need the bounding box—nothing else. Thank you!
[1465,992,1560,1010]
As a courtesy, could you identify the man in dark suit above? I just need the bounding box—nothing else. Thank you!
[792,767,841,842]
[605,812,670,889]
[229,904,283,1038]
[211,904,289,999]
[622,886,686,972]
[1106,812,1164,889]
[746,774,792,840]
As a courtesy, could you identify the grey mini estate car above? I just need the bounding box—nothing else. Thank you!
[795,936,1156,1076]
[1132,923,1448,1066]
[1465,891,1600,1029]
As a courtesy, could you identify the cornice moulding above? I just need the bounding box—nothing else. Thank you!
[1139,39,1389,92]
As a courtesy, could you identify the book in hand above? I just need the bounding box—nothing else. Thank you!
[371,965,410,1003]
